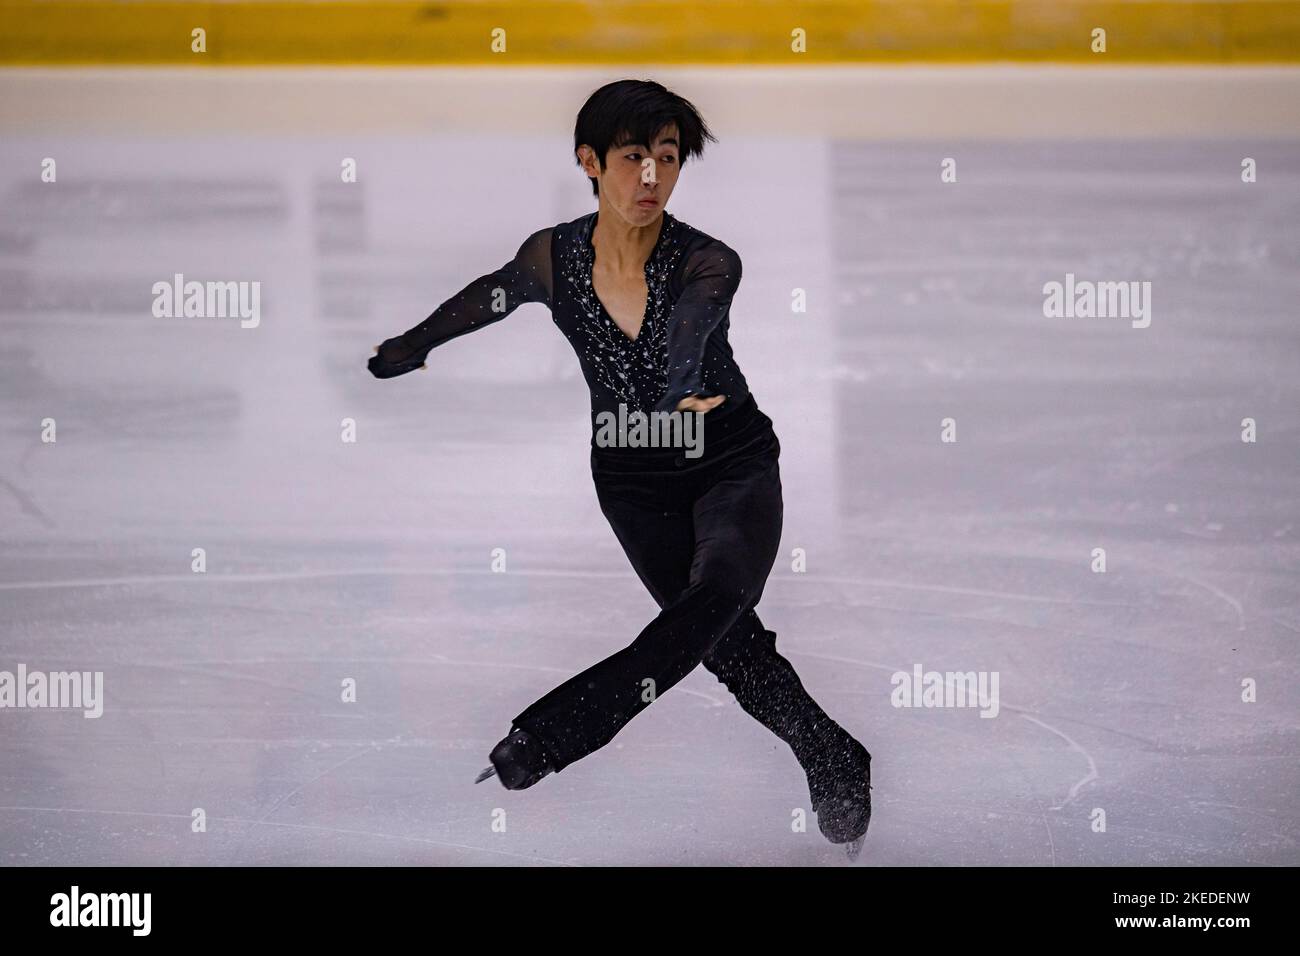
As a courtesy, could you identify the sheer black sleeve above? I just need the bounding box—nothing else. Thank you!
[368,227,553,378]
[652,240,743,413]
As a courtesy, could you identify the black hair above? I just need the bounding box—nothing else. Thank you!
[573,79,716,197]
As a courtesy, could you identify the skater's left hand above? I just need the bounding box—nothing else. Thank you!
[675,394,726,414]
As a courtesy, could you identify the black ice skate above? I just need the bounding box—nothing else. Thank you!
[805,730,872,859]
[473,727,555,790]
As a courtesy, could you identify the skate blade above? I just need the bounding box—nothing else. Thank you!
[844,785,871,861]
[844,834,866,861]
[473,765,497,784]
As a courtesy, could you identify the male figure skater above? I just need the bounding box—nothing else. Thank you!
[369,79,871,855]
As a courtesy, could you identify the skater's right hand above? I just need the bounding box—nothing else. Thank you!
[368,336,429,379]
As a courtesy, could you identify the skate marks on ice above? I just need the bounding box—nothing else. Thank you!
[0,805,578,866]
[1,555,755,865]
[0,565,740,711]
[787,646,1099,850]
[3,547,1295,864]
[778,559,1298,864]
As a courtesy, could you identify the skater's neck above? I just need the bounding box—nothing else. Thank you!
[590,206,666,272]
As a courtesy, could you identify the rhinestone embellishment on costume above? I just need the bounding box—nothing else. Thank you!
[560,212,687,410]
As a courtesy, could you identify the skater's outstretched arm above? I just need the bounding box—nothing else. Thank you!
[368,227,554,378]
[652,240,743,413]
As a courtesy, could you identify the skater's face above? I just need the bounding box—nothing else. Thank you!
[579,123,681,225]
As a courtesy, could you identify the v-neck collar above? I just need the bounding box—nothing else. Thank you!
[582,210,674,346]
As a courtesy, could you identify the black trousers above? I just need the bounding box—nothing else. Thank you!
[513,394,843,773]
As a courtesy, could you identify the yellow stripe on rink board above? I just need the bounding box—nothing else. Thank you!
[2,1,1299,65]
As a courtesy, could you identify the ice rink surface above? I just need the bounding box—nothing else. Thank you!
[1,68,1297,865]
